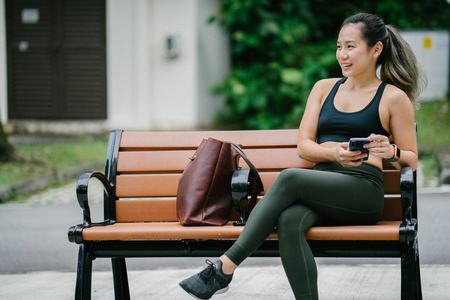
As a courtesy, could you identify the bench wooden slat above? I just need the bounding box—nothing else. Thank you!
[115,169,400,198]
[115,199,178,222]
[115,195,404,223]
[305,221,401,241]
[117,150,193,173]
[381,196,403,221]
[81,221,401,241]
[82,222,279,241]
[115,170,400,199]
[383,170,400,194]
[116,148,314,174]
[116,174,181,197]
[115,198,243,222]
[119,130,299,150]
[115,172,279,198]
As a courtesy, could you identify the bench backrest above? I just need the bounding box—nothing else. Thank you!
[104,129,403,223]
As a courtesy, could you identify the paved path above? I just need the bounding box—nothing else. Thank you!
[1,265,450,299]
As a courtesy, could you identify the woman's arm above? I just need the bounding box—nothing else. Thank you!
[366,87,418,170]
[296,80,329,161]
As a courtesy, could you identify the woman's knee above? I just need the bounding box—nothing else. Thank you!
[270,168,307,195]
[277,168,304,185]
[277,204,323,235]
[277,204,312,233]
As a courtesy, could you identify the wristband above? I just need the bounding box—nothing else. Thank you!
[385,144,400,162]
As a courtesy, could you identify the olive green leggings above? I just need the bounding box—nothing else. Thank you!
[224,162,384,300]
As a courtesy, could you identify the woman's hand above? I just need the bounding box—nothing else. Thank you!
[336,142,368,167]
[365,134,393,159]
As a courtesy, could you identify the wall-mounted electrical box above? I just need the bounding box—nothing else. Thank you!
[165,35,180,59]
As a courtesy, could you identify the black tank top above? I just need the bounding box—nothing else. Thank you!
[317,78,390,144]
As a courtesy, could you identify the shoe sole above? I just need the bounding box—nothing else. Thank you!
[183,286,229,300]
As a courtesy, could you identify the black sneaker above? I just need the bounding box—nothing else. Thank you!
[179,259,233,299]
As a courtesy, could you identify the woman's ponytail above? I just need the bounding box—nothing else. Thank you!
[380,25,427,108]
[342,13,427,108]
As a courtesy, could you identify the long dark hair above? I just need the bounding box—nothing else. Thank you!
[342,13,427,108]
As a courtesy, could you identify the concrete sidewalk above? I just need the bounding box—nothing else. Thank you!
[1,264,450,299]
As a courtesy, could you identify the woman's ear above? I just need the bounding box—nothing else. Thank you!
[373,41,383,58]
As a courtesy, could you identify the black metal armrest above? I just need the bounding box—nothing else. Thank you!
[231,168,251,226]
[400,167,414,224]
[231,169,250,202]
[68,171,115,244]
[399,167,418,246]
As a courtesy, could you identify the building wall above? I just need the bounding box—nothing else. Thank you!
[106,0,229,131]
[106,0,154,130]
[148,0,198,130]
[196,0,230,128]
[402,30,449,101]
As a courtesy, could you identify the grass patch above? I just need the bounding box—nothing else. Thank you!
[415,99,450,186]
[415,99,450,150]
[419,152,440,186]
[0,135,108,186]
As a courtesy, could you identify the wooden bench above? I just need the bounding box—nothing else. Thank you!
[68,129,422,300]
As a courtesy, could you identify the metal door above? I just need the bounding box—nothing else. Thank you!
[6,0,107,119]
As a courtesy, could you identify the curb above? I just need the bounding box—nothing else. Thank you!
[418,185,450,194]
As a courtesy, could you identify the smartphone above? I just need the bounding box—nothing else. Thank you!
[349,137,370,161]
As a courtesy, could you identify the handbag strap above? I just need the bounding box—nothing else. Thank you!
[230,143,264,193]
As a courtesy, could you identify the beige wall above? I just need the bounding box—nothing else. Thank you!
[106,0,229,131]
[402,30,449,101]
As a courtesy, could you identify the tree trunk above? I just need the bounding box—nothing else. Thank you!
[0,120,14,162]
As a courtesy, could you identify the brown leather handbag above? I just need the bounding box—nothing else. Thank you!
[176,137,263,226]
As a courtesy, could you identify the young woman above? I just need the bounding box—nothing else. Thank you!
[179,13,426,300]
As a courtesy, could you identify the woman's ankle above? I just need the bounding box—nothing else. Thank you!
[219,255,237,275]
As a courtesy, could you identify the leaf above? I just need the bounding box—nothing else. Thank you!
[280,68,304,85]
[207,15,217,24]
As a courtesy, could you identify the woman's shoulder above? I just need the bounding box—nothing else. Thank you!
[381,83,415,116]
[383,83,412,106]
[306,78,344,107]
[312,78,342,93]
[314,78,342,88]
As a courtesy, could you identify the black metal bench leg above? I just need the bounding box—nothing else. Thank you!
[112,258,130,300]
[75,243,94,300]
[401,246,412,300]
[401,241,422,300]
[412,240,423,300]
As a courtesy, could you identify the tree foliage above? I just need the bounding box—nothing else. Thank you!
[212,0,450,129]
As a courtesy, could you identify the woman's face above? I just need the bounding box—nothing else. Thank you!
[336,24,377,78]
